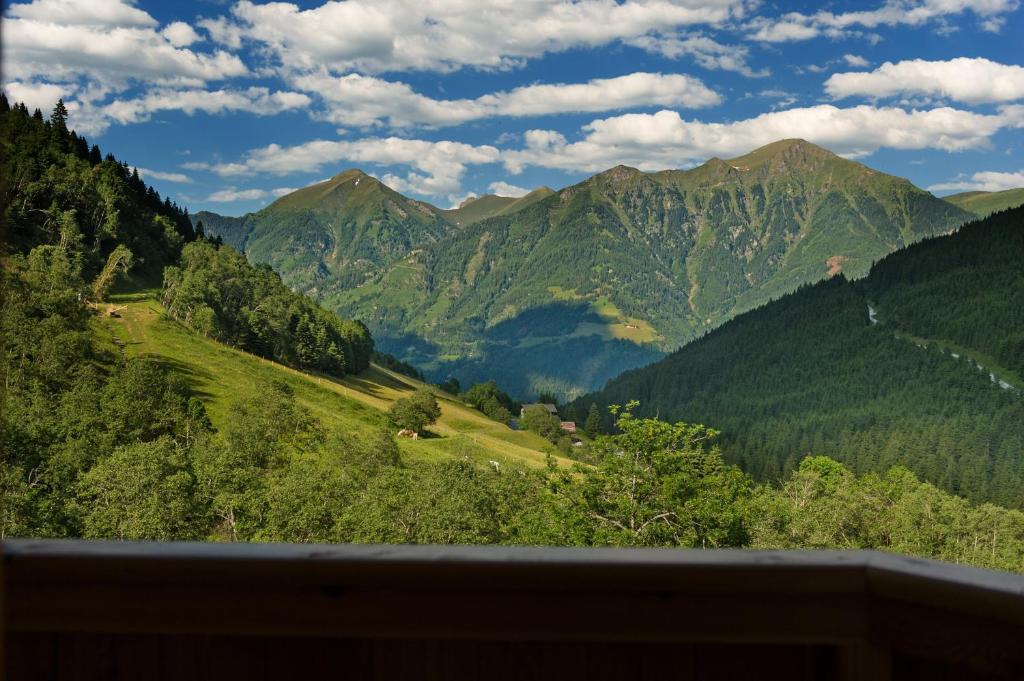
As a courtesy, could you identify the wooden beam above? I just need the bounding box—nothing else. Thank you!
[4,541,1023,678]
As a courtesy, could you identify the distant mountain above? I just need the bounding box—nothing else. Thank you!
[440,188,555,226]
[573,206,1024,507]
[194,170,454,292]
[321,140,973,398]
[944,188,1024,217]
[192,210,250,249]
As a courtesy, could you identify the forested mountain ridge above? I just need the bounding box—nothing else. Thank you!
[574,206,1024,508]
[320,139,972,398]
[649,139,970,309]
[864,206,1024,379]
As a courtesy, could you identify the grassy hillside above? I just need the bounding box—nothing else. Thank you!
[331,140,971,398]
[102,288,561,469]
[574,206,1024,507]
[944,188,1024,217]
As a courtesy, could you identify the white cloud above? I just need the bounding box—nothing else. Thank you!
[296,71,720,128]
[6,0,155,27]
[843,54,870,67]
[502,104,1024,174]
[68,87,310,136]
[826,58,1024,104]
[3,11,247,87]
[929,170,1024,192]
[203,185,300,202]
[162,21,201,47]
[625,32,768,77]
[748,0,1020,42]
[3,81,72,113]
[135,167,193,184]
[210,0,750,74]
[486,72,721,116]
[102,87,310,124]
[206,187,269,202]
[487,181,531,197]
[296,72,475,127]
[2,0,255,137]
[749,17,819,42]
[208,136,502,202]
[196,16,244,50]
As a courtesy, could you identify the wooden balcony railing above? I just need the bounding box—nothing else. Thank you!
[3,541,1023,680]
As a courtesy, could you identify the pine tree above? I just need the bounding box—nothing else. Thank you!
[50,99,68,132]
[585,403,602,436]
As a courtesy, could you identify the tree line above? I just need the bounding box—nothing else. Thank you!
[0,95,194,280]
[7,380,1024,575]
[162,240,373,377]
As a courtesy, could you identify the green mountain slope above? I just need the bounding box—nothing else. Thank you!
[944,188,1024,217]
[329,140,972,398]
[573,206,1024,507]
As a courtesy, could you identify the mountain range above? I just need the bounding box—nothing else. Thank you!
[196,139,1017,399]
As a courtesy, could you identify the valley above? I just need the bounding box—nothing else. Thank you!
[3,93,1024,572]
[199,140,980,399]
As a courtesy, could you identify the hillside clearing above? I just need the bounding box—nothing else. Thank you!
[102,290,565,469]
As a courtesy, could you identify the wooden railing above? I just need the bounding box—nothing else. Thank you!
[3,541,1023,680]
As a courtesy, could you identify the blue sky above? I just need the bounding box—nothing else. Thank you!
[4,0,1023,215]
